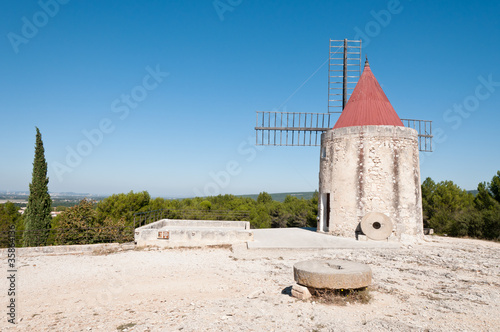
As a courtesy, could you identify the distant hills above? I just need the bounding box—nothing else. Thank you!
[0,191,98,197]
[1,190,317,203]
[238,191,316,202]
[1,189,479,205]
[241,189,479,202]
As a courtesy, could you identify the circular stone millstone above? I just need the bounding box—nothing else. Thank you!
[360,212,393,241]
[293,259,372,290]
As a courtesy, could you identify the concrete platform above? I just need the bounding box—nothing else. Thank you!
[135,219,253,248]
[247,228,400,249]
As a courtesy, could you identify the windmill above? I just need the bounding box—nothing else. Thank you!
[254,38,433,242]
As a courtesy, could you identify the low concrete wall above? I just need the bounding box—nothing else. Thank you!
[135,219,253,248]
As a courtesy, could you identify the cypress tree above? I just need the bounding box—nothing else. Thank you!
[23,127,52,247]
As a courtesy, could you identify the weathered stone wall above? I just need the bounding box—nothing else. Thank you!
[318,125,423,241]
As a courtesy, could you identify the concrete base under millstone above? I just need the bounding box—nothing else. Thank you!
[291,284,312,300]
[293,259,372,290]
[135,219,253,248]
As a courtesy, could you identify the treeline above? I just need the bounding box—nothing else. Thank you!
[422,170,500,240]
[50,169,500,241]
[0,191,319,247]
[55,191,319,230]
[1,171,499,247]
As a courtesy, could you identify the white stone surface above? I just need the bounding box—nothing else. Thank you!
[2,235,499,331]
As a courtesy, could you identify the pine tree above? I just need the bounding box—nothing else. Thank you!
[23,127,52,247]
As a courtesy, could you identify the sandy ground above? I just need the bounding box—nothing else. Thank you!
[1,235,499,331]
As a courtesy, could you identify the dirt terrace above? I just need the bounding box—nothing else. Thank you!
[1,235,499,331]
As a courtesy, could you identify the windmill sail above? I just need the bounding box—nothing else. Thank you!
[254,38,433,152]
[328,39,362,112]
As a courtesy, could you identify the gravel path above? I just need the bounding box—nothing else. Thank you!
[1,235,499,331]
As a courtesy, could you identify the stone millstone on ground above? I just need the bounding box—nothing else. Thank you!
[293,259,372,291]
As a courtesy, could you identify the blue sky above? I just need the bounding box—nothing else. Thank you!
[1,0,499,197]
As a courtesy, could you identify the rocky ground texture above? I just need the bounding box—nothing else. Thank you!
[1,235,499,331]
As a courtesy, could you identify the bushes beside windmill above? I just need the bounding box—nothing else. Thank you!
[422,171,500,241]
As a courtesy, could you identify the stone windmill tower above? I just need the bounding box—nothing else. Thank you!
[255,39,432,242]
[318,58,423,242]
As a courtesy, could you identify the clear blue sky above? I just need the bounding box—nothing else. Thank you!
[1,0,499,197]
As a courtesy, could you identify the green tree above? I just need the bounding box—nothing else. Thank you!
[421,177,437,227]
[96,191,151,226]
[283,195,316,228]
[23,127,52,247]
[475,182,497,210]
[56,199,97,244]
[481,206,500,240]
[257,192,273,205]
[269,201,289,228]
[311,190,319,206]
[56,199,129,244]
[147,197,168,211]
[450,208,483,238]
[422,179,474,235]
[0,202,23,247]
[489,171,500,203]
[250,206,271,228]
[474,171,500,240]
[423,172,500,240]
[199,200,212,210]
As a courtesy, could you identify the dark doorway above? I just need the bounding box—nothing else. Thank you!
[326,193,330,228]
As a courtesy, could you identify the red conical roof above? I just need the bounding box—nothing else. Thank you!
[333,60,403,129]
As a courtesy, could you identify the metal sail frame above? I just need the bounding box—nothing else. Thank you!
[254,39,433,152]
[328,39,362,113]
